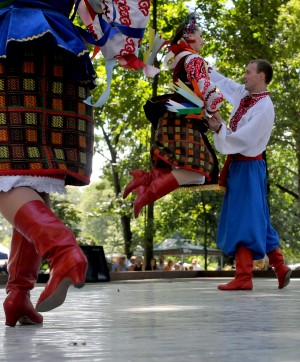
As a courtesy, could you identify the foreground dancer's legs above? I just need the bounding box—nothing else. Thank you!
[0,187,87,318]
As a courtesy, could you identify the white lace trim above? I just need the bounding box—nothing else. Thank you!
[0,176,67,194]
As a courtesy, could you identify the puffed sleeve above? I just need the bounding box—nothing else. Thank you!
[185,55,224,113]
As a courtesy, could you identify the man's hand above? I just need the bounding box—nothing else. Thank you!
[208,112,222,132]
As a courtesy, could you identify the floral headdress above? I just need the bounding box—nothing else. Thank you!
[182,13,199,38]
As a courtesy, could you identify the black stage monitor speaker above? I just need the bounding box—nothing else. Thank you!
[80,246,110,282]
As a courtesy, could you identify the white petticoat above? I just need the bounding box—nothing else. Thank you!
[0,176,67,194]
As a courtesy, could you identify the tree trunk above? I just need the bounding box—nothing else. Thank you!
[101,124,134,259]
[143,0,157,270]
[296,139,300,207]
[121,215,133,258]
[111,154,133,258]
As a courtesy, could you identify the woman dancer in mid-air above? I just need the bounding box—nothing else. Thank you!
[123,13,224,218]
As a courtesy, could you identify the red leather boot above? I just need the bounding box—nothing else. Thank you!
[123,168,170,199]
[218,246,253,290]
[14,200,88,313]
[3,229,43,327]
[267,248,291,289]
[133,170,179,218]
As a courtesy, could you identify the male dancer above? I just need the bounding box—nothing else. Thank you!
[208,59,291,290]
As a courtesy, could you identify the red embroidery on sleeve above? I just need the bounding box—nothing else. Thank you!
[185,57,207,82]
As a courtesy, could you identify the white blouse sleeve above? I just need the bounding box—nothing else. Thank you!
[209,68,245,105]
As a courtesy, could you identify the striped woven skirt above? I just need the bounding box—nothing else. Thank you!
[0,42,94,189]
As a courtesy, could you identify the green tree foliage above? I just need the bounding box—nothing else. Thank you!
[80,181,125,251]
[65,0,300,264]
[50,193,82,238]
[197,0,289,71]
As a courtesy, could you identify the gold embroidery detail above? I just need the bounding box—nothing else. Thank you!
[54,149,64,160]
[52,116,64,128]
[28,147,40,158]
[0,146,9,158]
[25,113,37,124]
[52,82,63,94]
[79,152,86,164]
[23,79,35,91]
[78,119,86,132]
[0,113,6,124]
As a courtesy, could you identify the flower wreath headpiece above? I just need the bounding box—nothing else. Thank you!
[182,12,200,38]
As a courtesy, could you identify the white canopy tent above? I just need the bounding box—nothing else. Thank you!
[137,231,224,267]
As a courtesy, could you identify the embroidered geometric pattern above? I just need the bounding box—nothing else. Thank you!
[230,92,270,131]
[152,112,214,177]
[0,46,94,186]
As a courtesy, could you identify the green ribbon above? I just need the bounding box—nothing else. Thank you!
[177,107,203,115]
[0,0,14,9]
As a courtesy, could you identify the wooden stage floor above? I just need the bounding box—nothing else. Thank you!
[0,277,300,361]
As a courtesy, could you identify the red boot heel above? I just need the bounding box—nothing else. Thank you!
[4,291,43,327]
[36,249,87,312]
[70,262,88,287]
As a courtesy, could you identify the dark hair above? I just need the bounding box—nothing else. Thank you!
[250,59,273,84]
[171,22,186,45]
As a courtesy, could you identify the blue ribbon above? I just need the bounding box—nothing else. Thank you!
[113,22,145,39]
[84,59,117,107]
[79,17,146,48]
[73,0,146,48]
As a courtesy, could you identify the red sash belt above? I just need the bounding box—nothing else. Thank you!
[219,153,263,188]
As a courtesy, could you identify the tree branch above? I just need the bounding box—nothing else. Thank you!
[275,184,299,200]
